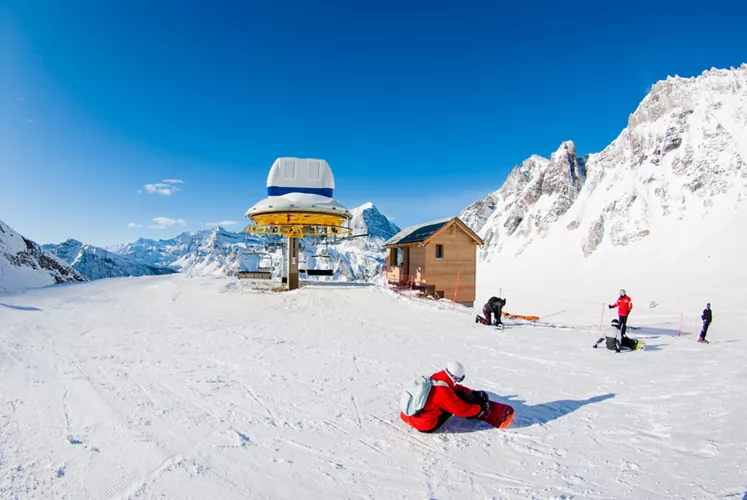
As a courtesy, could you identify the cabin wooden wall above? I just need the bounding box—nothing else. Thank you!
[425,224,478,304]
[385,248,400,283]
[409,246,426,284]
[385,246,426,284]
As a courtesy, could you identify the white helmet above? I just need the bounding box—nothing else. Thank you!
[445,361,465,383]
[619,289,626,297]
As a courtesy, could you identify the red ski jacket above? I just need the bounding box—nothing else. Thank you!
[611,295,633,316]
[400,370,482,432]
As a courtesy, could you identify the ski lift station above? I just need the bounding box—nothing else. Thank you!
[243,158,352,290]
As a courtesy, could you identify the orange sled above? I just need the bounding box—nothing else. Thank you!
[502,311,540,322]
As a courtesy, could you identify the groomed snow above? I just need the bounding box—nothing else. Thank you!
[1,275,746,499]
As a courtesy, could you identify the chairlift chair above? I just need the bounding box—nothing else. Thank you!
[236,248,275,280]
[299,252,334,277]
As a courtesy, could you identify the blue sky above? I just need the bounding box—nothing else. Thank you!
[1,0,745,247]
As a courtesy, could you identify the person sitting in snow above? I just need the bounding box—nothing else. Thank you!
[400,361,490,433]
[476,296,506,326]
[593,318,643,352]
[592,318,646,352]
[699,303,712,343]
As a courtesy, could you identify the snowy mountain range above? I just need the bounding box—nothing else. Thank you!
[44,239,177,281]
[0,220,85,292]
[107,202,400,282]
[465,64,747,311]
[3,203,398,292]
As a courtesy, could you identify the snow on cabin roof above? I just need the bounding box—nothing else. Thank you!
[383,217,454,247]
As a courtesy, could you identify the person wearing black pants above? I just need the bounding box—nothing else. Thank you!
[476,296,506,326]
[609,290,633,337]
[699,303,712,343]
[617,314,629,337]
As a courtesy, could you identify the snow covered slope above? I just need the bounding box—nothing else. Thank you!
[44,239,176,281]
[1,274,745,498]
[109,203,399,282]
[465,64,747,313]
[0,220,85,292]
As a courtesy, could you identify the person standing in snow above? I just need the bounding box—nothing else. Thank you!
[608,289,633,338]
[400,362,490,433]
[699,303,712,343]
[476,296,506,326]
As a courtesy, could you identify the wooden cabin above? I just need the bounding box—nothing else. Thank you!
[383,217,483,306]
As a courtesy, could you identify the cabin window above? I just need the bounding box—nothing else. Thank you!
[435,244,444,260]
[396,248,404,267]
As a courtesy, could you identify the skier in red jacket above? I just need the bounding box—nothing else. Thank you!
[609,289,633,338]
[400,362,489,433]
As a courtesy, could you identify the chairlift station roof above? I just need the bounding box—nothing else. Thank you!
[245,158,352,239]
[245,158,351,219]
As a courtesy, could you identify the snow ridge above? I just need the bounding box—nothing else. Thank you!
[0,220,86,292]
[44,239,177,281]
[462,64,747,260]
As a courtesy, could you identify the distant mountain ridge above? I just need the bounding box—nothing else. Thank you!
[44,239,176,281]
[0,220,85,292]
[107,202,400,281]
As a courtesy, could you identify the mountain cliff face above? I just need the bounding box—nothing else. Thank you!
[44,239,176,281]
[108,203,400,282]
[0,220,85,292]
[464,64,747,258]
[464,64,747,310]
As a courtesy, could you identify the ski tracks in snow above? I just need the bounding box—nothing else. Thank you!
[2,275,747,498]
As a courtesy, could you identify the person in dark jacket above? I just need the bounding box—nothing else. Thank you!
[476,296,506,326]
[699,303,712,343]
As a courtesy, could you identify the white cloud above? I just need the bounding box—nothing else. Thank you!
[149,217,186,229]
[143,183,177,196]
[206,220,238,227]
[140,179,184,196]
[127,222,143,228]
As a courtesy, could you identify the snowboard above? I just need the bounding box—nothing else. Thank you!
[477,401,515,429]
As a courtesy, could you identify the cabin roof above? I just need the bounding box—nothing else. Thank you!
[383,217,483,247]
[383,217,452,246]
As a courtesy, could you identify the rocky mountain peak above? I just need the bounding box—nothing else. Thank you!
[1,220,86,292]
[468,64,747,262]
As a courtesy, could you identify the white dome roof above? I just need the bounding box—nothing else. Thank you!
[246,158,350,219]
[245,193,351,218]
[265,158,335,197]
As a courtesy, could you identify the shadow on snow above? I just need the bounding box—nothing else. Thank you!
[0,302,42,311]
[441,393,615,433]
